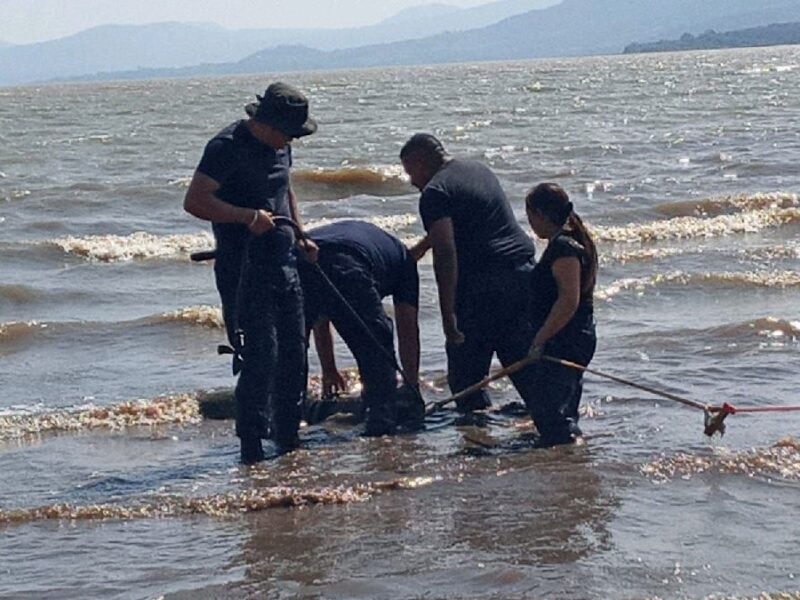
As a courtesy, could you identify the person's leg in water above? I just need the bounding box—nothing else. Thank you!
[447,283,495,413]
[270,264,306,452]
[446,333,494,413]
[449,265,531,415]
[519,328,597,446]
[320,254,399,436]
[233,263,280,464]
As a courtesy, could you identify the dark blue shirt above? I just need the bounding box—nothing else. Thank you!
[419,159,535,277]
[309,220,419,307]
[197,120,295,262]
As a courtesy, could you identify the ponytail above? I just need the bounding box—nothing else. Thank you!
[566,211,598,299]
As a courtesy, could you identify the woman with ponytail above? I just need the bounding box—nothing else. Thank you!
[524,183,598,446]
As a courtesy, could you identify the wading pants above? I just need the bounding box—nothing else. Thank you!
[524,322,596,446]
[447,261,538,413]
[301,252,397,433]
[215,254,306,446]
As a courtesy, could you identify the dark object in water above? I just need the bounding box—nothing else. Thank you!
[196,389,364,425]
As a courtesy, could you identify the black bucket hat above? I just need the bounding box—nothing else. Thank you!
[245,82,318,138]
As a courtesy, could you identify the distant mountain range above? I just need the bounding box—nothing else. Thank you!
[0,0,558,86]
[4,0,800,86]
[625,21,800,53]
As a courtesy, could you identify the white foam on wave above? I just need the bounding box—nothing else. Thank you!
[306,213,418,234]
[162,305,223,328]
[595,206,800,243]
[596,270,800,301]
[51,231,214,262]
[0,320,47,342]
[167,176,192,188]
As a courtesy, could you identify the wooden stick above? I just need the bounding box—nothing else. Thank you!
[542,355,708,412]
[425,354,537,415]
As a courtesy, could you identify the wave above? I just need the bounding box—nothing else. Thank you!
[656,192,799,218]
[292,165,411,201]
[0,367,363,438]
[0,477,434,525]
[0,284,38,304]
[159,305,224,329]
[602,242,800,266]
[596,270,800,300]
[44,215,419,263]
[305,213,419,236]
[596,193,800,243]
[601,247,688,265]
[0,188,31,202]
[0,393,201,440]
[1,306,226,350]
[48,231,214,262]
[641,437,800,482]
[169,165,412,201]
[710,317,800,341]
[0,320,47,343]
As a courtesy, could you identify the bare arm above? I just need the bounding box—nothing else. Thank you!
[183,170,273,235]
[427,218,463,345]
[287,183,302,228]
[394,302,420,386]
[287,182,319,262]
[408,235,431,261]
[532,256,581,348]
[312,318,346,396]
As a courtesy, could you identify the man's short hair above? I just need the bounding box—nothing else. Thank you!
[400,133,448,164]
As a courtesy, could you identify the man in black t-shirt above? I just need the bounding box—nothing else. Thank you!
[299,220,423,434]
[400,133,538,413]
[184,82,317,463]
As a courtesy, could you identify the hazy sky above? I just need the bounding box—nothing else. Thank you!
[1,0,491,44]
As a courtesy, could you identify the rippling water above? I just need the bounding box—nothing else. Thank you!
[1,46,799,599]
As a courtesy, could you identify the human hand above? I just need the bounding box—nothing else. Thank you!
[443,314,465,346]
[247,209,274,236]
[321,369,347,398]
[528,343,544,362]
[408,237,431,261]
[298,238,319,263]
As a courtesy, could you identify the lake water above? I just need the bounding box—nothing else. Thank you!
[1,45,799,599]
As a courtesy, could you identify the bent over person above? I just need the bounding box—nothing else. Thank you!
[299,220,423,435]
[184,82,317,464]
[400,133,537,414]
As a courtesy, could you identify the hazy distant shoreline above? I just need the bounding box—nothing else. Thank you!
[625,21,800,54]
[4,0,800,87]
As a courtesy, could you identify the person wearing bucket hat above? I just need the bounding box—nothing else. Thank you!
[400,133,538,418]
[245,82,317,138]
[184,82,317,464]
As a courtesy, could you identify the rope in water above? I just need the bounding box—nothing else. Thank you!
[542,356,800,436]
[545,356,800,414]
[712,402,800,414]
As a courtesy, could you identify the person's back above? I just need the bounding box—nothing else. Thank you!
[419,159,535,279]
[301,219,422,435]
[400,133,539,414]
[309,220,418,305]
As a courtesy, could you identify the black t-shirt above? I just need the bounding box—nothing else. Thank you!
[418,159,535,277]
[309,220,419,307]
[529,230,594,335]
[196,120,295,262]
